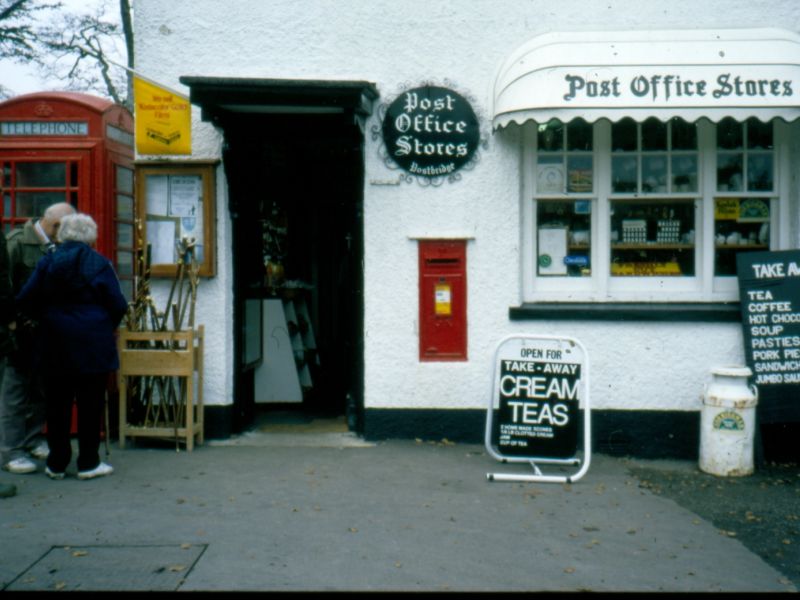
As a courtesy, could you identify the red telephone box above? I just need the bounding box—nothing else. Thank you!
[0,91,136,299]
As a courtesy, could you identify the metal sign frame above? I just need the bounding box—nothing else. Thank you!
[485,334,591,483]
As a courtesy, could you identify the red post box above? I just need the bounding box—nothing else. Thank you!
[419,240,467,361]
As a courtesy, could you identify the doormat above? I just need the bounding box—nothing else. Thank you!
[6,544,207,591]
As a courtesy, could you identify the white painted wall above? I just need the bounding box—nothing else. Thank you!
[134,0,800,413]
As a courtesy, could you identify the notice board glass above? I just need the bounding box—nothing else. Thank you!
[136,161,216,277]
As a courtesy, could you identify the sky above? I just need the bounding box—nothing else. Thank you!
[0,0,122,97]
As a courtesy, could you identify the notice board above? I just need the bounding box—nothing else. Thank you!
[737,249,800,424]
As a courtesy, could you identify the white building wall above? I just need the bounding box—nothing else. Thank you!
[134,0,800,412]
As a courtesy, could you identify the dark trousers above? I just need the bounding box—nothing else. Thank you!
[44,373,107,473]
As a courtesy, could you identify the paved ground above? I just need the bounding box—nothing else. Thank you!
[0,433,796,592]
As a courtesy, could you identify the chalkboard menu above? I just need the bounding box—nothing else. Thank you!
[488,336,587,459]
[737,250,800,423]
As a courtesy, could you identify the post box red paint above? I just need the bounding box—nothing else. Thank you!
[419,240,467,361]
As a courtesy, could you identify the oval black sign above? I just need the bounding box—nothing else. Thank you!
[382,85,480,178]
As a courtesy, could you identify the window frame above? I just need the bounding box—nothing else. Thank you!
[523,117,788,304]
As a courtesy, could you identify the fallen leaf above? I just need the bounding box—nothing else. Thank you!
[626,528,637,535]
[180,543,192,550]
[348,527,358,533]
[782,539,792,545]
[71,550,88,557]
[394,561,402,568]
[563,567,575,574]
[169,565,186,572]
[55,582,66,590]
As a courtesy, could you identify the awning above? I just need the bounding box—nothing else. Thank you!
[492,28,800,128]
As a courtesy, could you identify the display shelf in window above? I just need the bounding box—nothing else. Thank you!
[714,197,771,276]
[536,199,592,277]
[610,198,695,277]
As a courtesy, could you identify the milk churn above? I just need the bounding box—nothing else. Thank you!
[699,366,758,477]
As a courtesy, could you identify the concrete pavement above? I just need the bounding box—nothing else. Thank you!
[0,433,795,592]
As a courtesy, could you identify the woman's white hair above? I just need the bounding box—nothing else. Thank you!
[57,213,98,244]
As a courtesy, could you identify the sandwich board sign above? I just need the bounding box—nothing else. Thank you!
[485,334,591,483]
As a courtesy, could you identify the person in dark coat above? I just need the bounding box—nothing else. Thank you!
[0,229,18,497]
[16,213,128,480]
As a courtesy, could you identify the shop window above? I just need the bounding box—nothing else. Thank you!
[524,117,785,303]
[135,161,217,277]
[611,117,698,194]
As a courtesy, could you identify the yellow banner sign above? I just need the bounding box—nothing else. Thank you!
[133,76,191,155]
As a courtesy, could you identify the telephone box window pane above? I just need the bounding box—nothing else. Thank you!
[116,166,133,194]
[70,162,78,187]
[16,162,66,188]
[566,118,592,151]
[16,192,65,217]
[119,278,133,302]
[538,120,564,152]
[672,155,698,192]
[612,155,637,192]
[717,154,743,191]
[747,118,773,150]
[116,250,134,276]
[117,194,134,219]
[612,118,637,151]
[117,223,134,248]
[3,193,10,217]
[641,118,667,151]
[717,118,742,150]
[537,200,591,277]
[671,118,697,150]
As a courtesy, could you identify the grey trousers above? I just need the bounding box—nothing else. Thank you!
[0,359,46,463]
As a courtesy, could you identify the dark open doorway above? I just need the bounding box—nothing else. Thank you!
[180,77,377,437]
[224,114,365,433]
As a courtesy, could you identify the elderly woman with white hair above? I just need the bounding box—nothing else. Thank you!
[16,213,128,480]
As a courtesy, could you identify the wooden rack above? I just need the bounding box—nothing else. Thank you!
[117,326,204,451]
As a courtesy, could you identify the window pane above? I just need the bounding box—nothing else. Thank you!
[117,222,134,248]
[671,118,697,150]
[117,193,134,219]
[3,193,10,217]
[747,154,773,191]
[717,153,743,191]
[612,118,637,151]
[117,166,134,194]
[567,155,593,193]
[747,118,773,150]
[642,155,668,193]
[714,198,770,276]
[672,155,698,192]
[566,118,592,151]
[641,118,667,151]
[536,155,564,193]
[717,118,742,150]
[538,120,564,152]
[612,156,637,193]
[537,200,591,277]
[116,250,134,276]
[16,162,67,187]
[15,192,65,218]
[611,199,695,277]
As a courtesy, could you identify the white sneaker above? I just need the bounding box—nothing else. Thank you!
[45,466,65,480]
[3,457,37,474]
[77,462,113,480]
[30,442,50,460]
